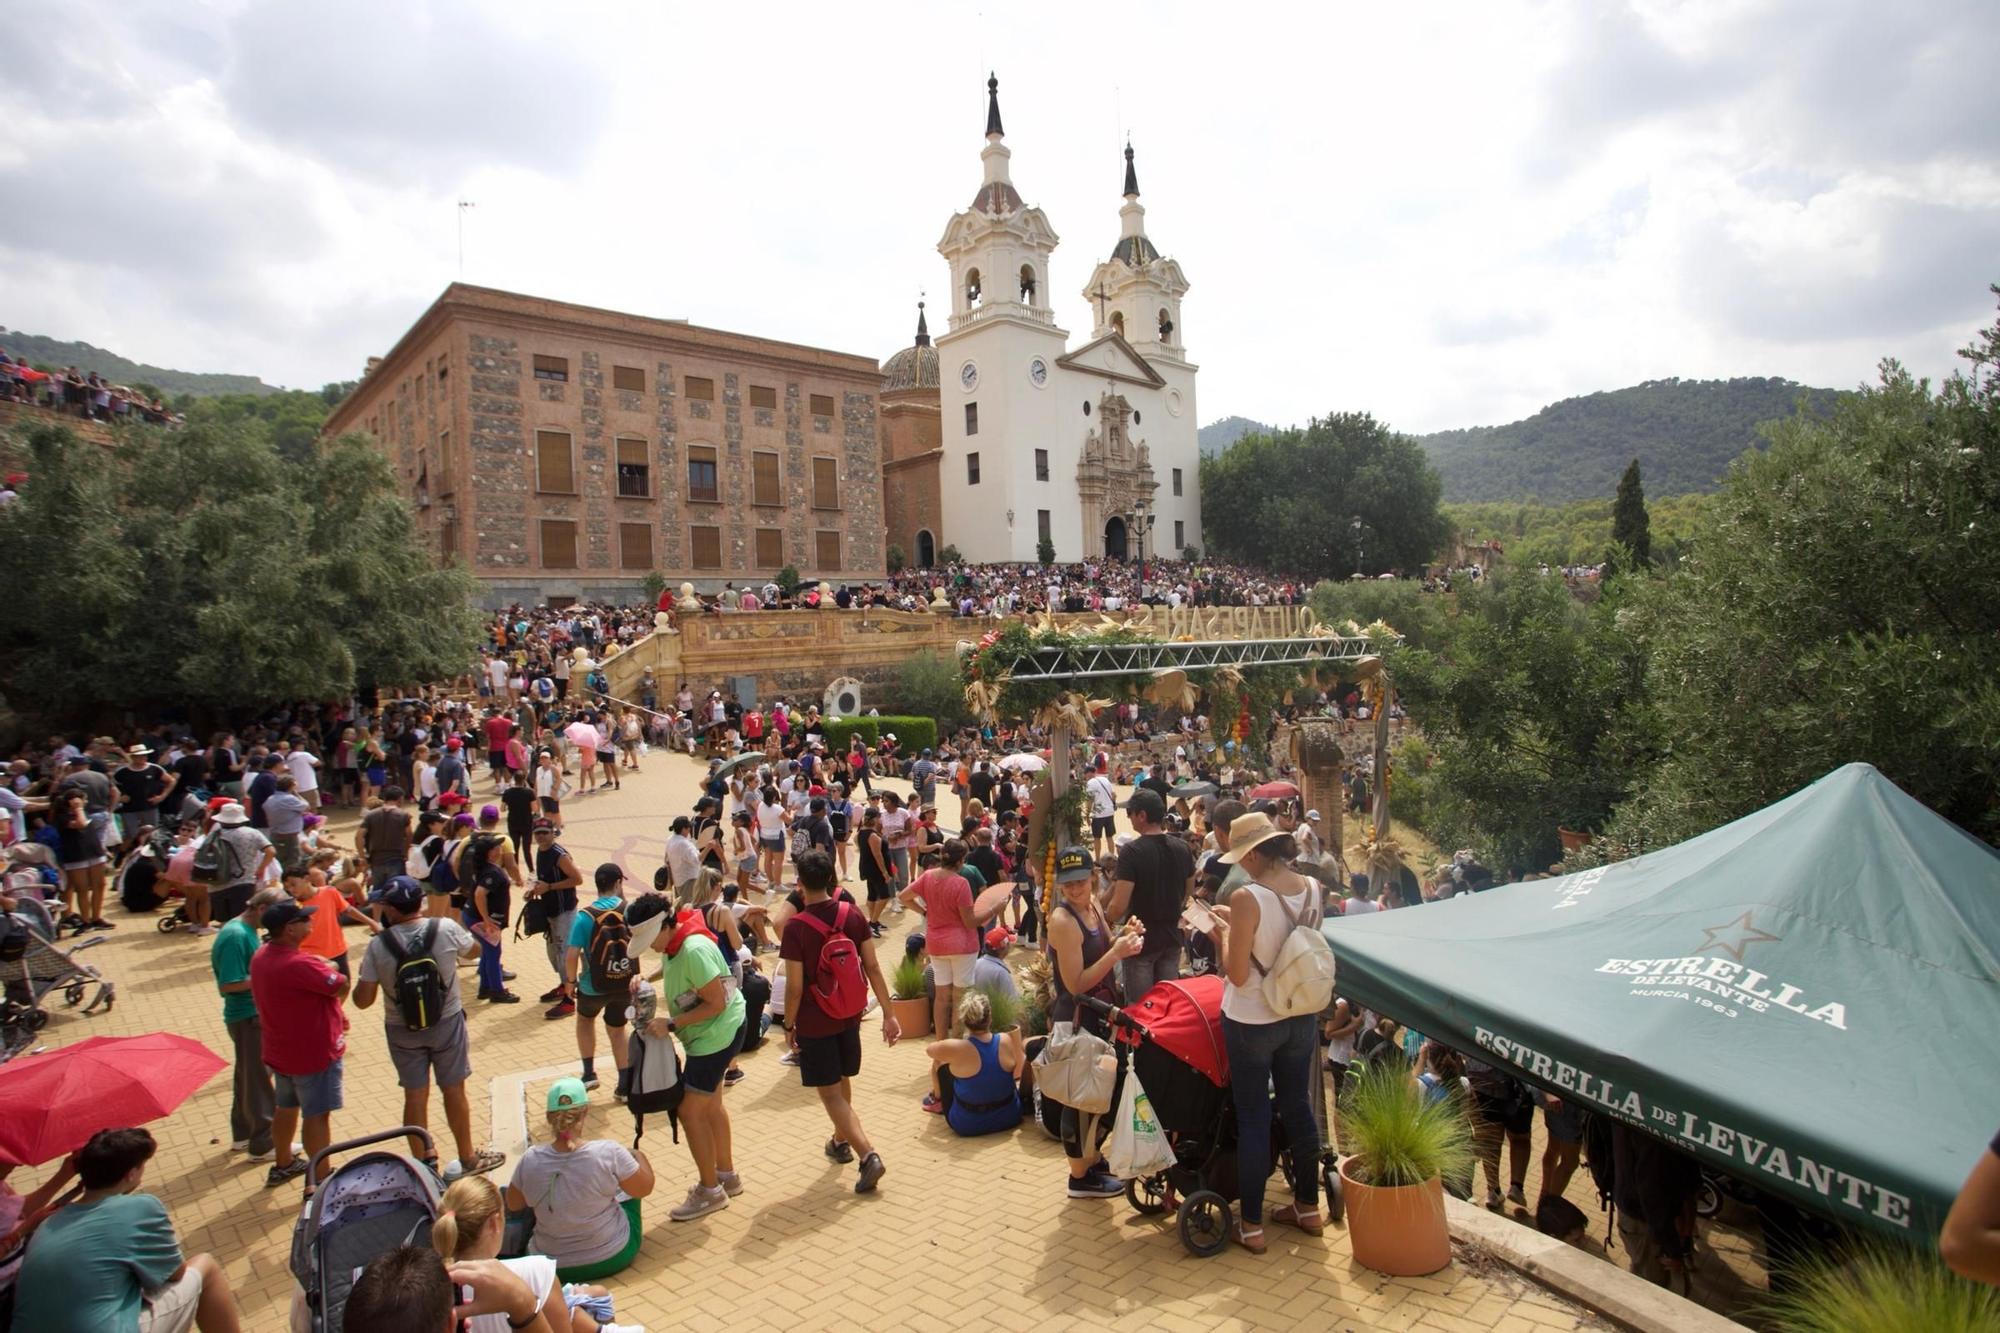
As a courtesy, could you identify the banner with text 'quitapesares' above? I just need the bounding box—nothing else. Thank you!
[1323,763,2000,1242]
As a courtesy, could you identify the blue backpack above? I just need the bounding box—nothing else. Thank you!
[429,837,462,901]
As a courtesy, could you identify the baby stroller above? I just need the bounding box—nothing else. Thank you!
[1,895,114,1048]
[1081,975,1338,1257]
[290,1126,444,1333]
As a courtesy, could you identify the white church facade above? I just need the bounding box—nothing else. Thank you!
[889,74,1202,568]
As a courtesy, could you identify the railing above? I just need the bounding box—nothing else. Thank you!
[946,299,1057,333]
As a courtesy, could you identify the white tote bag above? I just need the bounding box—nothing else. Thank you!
[1105,1066,1176,1180]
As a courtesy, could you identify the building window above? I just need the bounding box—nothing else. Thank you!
[532,354,569,383]
[437,428,451,493]
[691,525,722,569]
[615,437,650,498]
[1172,467,1183,497]
[754,528,783,569]
[966,452,980,485]
[686,446,718,503]
[815,530,841,570]
[540,519,578,568]
[1035,448,1049,481]
[964,402,978,435]
[613,364,645,392]
[685,375,715,402]
[751,450,781,506]
[440,518,457,562]
[810,393,836,417]
[535,430,575,494]
[438,362,448,381]
[619,522,653,569]
[1038,509,1051,543]
[749,384,778,410]
[1174,519,1185,550]
[812,456,839,510]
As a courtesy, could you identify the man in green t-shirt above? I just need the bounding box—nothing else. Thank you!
[13,1127,243,1333]
[208,886,285,1160]
[628,892,746,1223]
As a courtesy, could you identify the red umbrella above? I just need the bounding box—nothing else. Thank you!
[0,1034,226,1165]
[1248,780,1299,800]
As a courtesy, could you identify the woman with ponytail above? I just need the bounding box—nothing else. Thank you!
[431,1173,640,1333]
[503,1078,654,1284]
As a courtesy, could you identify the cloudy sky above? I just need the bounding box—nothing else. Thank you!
[4,0,1996,433]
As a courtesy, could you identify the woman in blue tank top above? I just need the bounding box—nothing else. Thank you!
[925,990,1024,1136]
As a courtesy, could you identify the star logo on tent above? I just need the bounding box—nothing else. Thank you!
[1697,911,1781,962]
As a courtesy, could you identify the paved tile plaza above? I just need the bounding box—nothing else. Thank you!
[17,751,1618,1331]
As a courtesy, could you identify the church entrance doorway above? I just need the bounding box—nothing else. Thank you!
[916,529,936,568]
[1103,516,1128,562]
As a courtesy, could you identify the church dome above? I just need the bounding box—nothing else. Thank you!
[883,343,939,392]
[882,301,940,392]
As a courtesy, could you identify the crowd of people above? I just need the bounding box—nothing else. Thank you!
[0,351,180,426]
[665,557,1311,618]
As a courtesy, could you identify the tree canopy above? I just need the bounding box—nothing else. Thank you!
[0,420,482,724]
[1609,458,1650,565]
[1198,412,1450,580]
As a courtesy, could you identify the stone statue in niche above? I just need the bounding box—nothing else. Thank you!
[1135,442,1149,471]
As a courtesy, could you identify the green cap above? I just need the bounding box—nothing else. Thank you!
[547,1076,590,1112]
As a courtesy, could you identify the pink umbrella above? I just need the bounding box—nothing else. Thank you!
[0,1034,225,1165]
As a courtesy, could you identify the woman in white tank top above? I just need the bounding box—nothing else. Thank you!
[1206,812,1326,1254]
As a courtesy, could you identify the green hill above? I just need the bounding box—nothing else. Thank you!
[0,327,280,398]
[1418,377,1844,502]
[1198,415,1271,457]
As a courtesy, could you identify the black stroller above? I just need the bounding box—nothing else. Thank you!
[1081,975,1339,1257]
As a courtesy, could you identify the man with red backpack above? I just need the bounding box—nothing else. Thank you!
[780,849,899,1193]
[564,863,639,1099]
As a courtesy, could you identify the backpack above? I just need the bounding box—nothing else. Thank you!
[380,921,447,1030]
[192,830,243,887]
[406,834,443,882]
[430,837,463,901]
[795,901,867,1020]
[626,986,684,1147]
[788,820,812,862]
[1247,884,1336,1018]
[583,904,637,992]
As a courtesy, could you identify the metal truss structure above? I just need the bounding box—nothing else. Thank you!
[1000,634,1383,682]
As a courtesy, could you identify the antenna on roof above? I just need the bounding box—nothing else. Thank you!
[457,200,476,280]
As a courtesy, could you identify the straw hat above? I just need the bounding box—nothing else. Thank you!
[1219,811,1288,864]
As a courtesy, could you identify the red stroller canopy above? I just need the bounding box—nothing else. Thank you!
[1118,975,1229,1086]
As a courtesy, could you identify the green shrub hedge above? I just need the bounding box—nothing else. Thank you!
[822,715,938,754]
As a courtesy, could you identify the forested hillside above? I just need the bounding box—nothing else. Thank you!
[1419,377,1843,501]
[0,327,280,398]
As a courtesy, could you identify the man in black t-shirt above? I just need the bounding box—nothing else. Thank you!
[966,762,996,809]
[1139,764,1173,805]
[1108,789,1195,998]
[499,770,537,859]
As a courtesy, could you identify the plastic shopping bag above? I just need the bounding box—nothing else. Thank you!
[1105,1067,1175,1179]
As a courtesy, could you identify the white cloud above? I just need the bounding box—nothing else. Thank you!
[2,0,1994,434]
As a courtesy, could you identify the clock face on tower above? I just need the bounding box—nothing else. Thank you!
[1028,357,1048,387]
[959,361,979,391]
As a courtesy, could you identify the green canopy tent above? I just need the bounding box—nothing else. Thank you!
[1323,763,2000,1242]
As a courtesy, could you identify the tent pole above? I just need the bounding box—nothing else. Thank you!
[1371,672,1391,843]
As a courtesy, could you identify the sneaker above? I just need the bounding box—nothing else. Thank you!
[921,1093,943,1114]
[545,998,576,1020]
[723,1067,745,1087]
[1068,1169,1125,1199]
[669,1183,729,1221]
[580,1071,600,1090]
[824,1138,854,1164]
[868,923,885,938]
[716,1170,744,1197]
[855,1152,886,1194]
[778,1048,800,1067]
[538,986,566,1003]
[230,1139,250,1152]
[502,969,518,981]
[265,1159,310,1188]
[485,990,521,1004]
[1506,1183,1526,1206]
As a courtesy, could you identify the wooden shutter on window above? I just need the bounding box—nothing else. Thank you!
[536,431,574,493]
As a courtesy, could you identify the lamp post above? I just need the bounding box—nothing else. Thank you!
[1350,515,1365,577]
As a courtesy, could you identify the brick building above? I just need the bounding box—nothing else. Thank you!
[878,302,944,567]
[323,284,885,605]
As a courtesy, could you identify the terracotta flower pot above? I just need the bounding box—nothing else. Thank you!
[889,995,932,1039]
[1557,826,1594,853]
[1340,1156,1452,1276]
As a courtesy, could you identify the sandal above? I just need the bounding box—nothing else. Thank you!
[1233,1220,1267,1254]
[1271,1203,1325,1235]
[455,1147,507,1178]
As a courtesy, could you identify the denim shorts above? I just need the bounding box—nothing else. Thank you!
[272,1056,344,1117]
